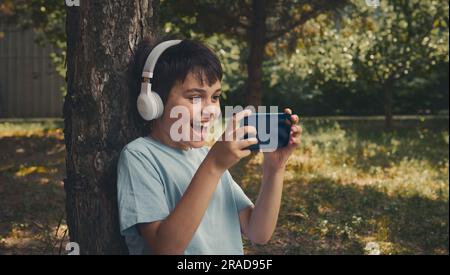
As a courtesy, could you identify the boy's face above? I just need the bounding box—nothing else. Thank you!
[156,72,222,149]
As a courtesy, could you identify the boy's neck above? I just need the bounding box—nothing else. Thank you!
[150,120,192,151]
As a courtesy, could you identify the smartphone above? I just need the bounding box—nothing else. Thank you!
[240,113,292,152]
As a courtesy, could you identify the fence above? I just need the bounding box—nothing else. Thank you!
[0,25,64,118]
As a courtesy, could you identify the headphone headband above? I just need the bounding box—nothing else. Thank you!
[142,39,182,79]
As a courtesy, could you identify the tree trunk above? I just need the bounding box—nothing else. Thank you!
[383,82,394,132]
[64,0,158,254]
[245,0,266,107]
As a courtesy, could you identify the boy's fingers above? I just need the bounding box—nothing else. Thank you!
[290,129,302,144]
[240,149,252,158]
[228,109,252,134]
[225,125,256,141]
[233,109,252,125]
[235,126,257,140]
[290,125,302,137]
[291,125,301,133]
[237,138,258,149]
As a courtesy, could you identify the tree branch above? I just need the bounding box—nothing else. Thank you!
[267,10,321,43]
[205,5,249,29]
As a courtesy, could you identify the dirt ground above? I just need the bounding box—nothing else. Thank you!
[0,128,68,254]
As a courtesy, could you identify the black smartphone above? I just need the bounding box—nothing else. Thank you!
[240,113,292,152]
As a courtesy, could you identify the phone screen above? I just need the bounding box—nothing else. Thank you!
[240,113,292,152]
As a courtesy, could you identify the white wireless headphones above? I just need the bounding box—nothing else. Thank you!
[137,39,182,121]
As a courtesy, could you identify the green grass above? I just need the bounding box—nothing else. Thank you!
[0,119,63,138]
[235,118,449,255]
[0,117,448,254]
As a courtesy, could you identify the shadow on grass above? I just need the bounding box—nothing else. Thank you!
[349,129,448,171]
[243,175,449,255]
[304,118,449,173]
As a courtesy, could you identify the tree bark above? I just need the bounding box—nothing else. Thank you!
[245,0,266,107]
[64,0,158,254]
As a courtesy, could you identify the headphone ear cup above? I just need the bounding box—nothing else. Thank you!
[137,92,154,121]
[138,40,181,121]
[150,92,164,119]
[137,84,164,121]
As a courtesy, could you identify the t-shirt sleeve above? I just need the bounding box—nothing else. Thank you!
[117,148,170,236]
[225,171,254,212]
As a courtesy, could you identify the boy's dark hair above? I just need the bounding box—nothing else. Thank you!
[134,38,223,104]
[130,37,223,135]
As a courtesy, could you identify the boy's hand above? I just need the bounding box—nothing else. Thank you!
[207,109,257,172]
[263,108,302,172]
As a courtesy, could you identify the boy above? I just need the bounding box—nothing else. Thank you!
[117,38,301,255]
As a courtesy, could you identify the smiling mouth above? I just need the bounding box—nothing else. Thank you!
[191,120,210,128]
[190,121,210,140]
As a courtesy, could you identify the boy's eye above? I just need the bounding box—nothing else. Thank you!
[189,96,202,101]
[188,94,221,102]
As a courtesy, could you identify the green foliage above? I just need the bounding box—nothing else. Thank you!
[264,0,448,112]
[351,0,449,87]
[162,0,449,115]
[161,0,349,42]
[1,0,448,114]
[1,0,65,45]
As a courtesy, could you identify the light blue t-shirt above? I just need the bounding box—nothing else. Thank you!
[117,136,254,255]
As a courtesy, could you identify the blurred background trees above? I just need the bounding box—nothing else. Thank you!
[350,0,449,130]
[1,0,448,130]
[161,0,449,130]
[160,0,350,107]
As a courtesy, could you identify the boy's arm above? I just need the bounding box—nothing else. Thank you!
[139,156,224,254]
[139,110,257,254]
[239,164,285,244]
[240,110,301,244]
